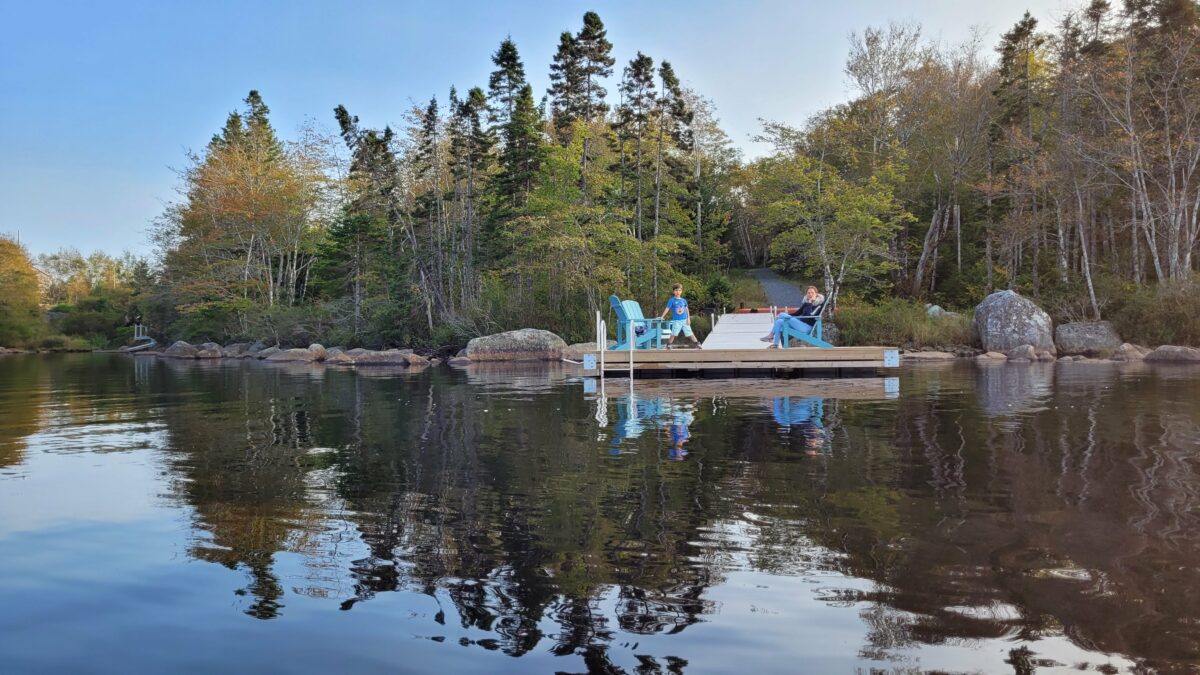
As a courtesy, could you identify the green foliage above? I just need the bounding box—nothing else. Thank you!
[1110,280,1200,347]
[702,273,733,310]
[835,296,976,348]
[0,235,44,347]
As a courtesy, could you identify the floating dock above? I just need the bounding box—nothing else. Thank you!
[585,312,899,378]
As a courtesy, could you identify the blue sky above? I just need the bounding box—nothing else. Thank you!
[0,0,1068,257]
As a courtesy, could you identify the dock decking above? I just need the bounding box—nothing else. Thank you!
[586,311,899,377]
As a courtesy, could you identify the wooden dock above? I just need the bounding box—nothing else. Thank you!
[585,312,899,377]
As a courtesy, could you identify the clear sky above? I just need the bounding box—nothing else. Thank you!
[0,0,1069,258]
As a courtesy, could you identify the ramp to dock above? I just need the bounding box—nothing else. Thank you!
[701,312,775,349]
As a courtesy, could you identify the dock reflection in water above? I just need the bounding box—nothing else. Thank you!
[0,355,1198,674]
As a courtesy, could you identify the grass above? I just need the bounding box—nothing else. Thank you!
[727,269,767,309]
[834,298,976,349]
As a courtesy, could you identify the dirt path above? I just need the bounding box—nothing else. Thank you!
[748,268,806,307]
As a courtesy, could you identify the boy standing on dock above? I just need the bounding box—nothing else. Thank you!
[661,283,703,349]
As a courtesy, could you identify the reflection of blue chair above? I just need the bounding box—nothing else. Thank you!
[780,302,833,348]
[610,395,667,454]
[771,396,825,429]
[609,295,665,351]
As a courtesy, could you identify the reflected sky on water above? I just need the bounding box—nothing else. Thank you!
[1,355,1198,674]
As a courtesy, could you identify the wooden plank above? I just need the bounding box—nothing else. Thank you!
[601,360,886,371]
[591,346,887,363]
[620,377,897,399]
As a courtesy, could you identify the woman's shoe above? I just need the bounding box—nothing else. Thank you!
[760,336,773,342]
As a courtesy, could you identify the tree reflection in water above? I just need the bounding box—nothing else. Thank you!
[8,356,1196,671]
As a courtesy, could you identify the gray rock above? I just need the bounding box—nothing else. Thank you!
[1111,342,1151,362]
[245,341,267,355]
[1007,344,1037,361]
[979,351,1007,360]
[1037,350,1056,362]
[926,304,944,317]
[465,329,567,362]
[428,358,443,366]
[325,352,355,366]
[563,341,617,360]
[404,353,431,367]
[162,341,199,359]
[1144,345,1200,362]
[973,290,1055,354]
[326,347,345,358]
[266,348,319,362]
[255,346,281,360]
[307,343,327,361]
[1055,321,1122,356]
[196,342,223,359]
[904,351,956,360]
[353,349,413,366]
[222,342,250,357]
[447,356,473,366]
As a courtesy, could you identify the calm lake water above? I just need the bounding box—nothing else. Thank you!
[1,355,1198,674]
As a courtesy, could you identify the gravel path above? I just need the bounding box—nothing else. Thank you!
[748,268,806,307]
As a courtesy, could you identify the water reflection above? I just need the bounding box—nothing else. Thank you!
[1,356,1198,673]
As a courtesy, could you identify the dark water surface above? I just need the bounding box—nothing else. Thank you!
[1,355,1199,674]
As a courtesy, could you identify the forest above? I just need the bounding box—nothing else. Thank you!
[3,0,1199,351]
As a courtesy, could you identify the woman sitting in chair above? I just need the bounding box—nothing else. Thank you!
[761,286,825,348]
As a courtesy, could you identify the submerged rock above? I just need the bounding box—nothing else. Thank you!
[974,290,1055,354]
[1055,321,1122,356]
[466,329,567,362]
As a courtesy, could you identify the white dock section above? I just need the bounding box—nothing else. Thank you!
[701,312,776,349]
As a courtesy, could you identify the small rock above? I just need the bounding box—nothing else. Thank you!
[222,342,250,357]
[904,351,956,360]
[1007,344,1037,361]
[326,347,345,358]
[984,351,1007,360]
[1111,342,1151,362]
[428,358,443,366]
[1036,350,1056,362]
[324,352,354,366]
[447,356,472,366]
[308,343,327,361]
[1144,345,1200,362]
[255,346,281,360]
[353,349,413,366]
[245,340,267,356]
[266,348,319,362]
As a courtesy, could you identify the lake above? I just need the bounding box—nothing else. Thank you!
[1,354,1198,674]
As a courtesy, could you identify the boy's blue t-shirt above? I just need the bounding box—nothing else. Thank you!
[665,297,688,321]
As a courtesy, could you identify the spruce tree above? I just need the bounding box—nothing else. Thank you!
[615,52,656,239]
[488,37,527,129]
[548,31,583,136]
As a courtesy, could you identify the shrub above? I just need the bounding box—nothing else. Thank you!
[1109,280,1200,347]
[834,297,976,348]
[703,274,734,311]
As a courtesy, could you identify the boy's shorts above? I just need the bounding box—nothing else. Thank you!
[668,321,694,337]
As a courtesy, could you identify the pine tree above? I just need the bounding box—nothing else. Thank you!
[548,31,583,136]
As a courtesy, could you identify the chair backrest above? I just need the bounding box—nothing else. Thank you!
[609,295,630,321]
[622,299,647,321]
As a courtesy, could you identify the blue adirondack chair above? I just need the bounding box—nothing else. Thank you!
[780,301,834,348]
[609,295,666,350]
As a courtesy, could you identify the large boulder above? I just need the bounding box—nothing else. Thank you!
[1144,345,1200,362]
[307,343,327,361]
[466,329,567,362]
[196,342,223,359]
[1055,321,1122,356]
[973,290,1055,354]
[162,341,199,359]
[266,348,320,362]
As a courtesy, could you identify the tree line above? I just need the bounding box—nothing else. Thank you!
[4,1,1198,350]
